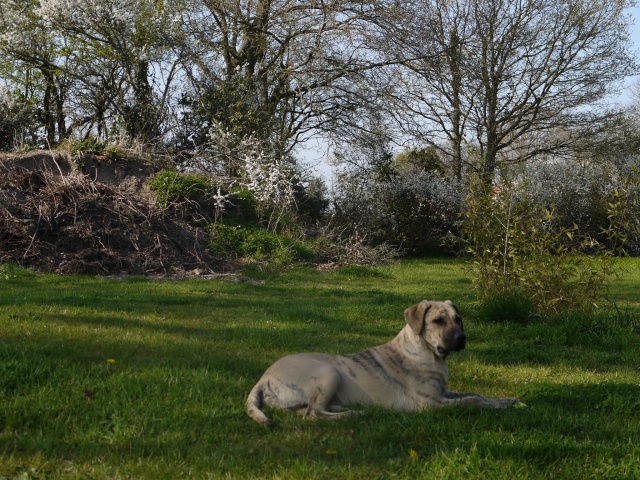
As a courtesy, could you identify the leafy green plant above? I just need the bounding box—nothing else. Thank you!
[451,166,620,314]
[148,170,213,208]
[208,223,316,265]
[69,136,107,155]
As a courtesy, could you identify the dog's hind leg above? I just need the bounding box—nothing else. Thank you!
[300,365,356,420]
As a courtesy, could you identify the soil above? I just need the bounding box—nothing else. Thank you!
[0,150,223,276]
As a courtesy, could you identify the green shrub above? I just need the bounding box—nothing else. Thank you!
[208,223,316,265]
[475,289,534,324]
[451,166,620,315]
[226,188,259,223]
[69,136,106,155]
[149,170,212,208]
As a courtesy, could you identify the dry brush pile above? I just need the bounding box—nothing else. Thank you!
[0,151,217,275]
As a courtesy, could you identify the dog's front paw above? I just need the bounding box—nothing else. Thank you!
[499,397,525,408]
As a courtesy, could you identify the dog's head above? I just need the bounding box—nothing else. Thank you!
[403,300,466,358]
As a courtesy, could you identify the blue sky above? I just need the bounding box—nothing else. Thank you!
[623,5,640,101]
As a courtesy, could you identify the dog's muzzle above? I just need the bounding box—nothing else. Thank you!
[438,332,467,355]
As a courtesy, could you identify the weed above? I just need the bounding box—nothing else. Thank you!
[475,289,534,324]
[69,136,106,155]
[335,265,391,279]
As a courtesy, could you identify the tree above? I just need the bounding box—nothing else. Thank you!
[0,0,72,145]
[0,1,398,153]
[0,85,39,149]
[178,0,389,160]
[36,0,181,143]
[385,0,637,183]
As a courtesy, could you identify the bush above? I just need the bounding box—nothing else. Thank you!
[149,170,213,208]
[208,223,316,265]
[333,168,461,255]
[451,166,620,315]
[524,156,640,251]
[606,162,640,255]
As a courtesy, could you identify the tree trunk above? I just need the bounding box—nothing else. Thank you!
[448,30,464,181]
[42,71,55,146]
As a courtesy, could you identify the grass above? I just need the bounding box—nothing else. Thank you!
[0,258,639,479]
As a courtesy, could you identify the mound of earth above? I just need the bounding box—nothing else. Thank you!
[0,150,221,275]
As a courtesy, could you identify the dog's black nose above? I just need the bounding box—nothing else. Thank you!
[452,332,467,351]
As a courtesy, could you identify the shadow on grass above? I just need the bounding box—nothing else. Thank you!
[254,380,640,463]
[231,383,639,477]
[1,275,413,320]
[3,274,638,377]
[465,312,640,371]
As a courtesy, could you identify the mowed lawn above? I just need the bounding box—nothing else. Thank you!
[1,258,639,479]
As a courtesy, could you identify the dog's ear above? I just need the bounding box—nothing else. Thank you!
[404,301,432,335]
[445,300,461,316]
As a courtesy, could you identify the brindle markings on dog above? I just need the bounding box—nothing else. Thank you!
[246,300,518,425]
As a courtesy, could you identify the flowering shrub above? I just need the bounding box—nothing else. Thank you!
[170,122,330,264]
[333,167,461,254]
[523,158,621,243]
[182,121,300,231]
[604,161,640,255]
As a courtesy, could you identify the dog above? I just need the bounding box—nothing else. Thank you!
[246,300,517,424]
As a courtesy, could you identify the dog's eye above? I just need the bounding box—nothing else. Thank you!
[433,318,445,325]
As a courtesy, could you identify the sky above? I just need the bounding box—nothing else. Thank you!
[623,6,640,100]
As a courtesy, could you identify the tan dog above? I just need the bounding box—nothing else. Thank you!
[246,300,517,425]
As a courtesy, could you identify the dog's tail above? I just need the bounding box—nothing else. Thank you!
[246,382,273,425]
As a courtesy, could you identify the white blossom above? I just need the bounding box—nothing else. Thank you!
[241,152,295,206]
[37,0,155,27]
[0,1,49,50]
[35,0,172,60]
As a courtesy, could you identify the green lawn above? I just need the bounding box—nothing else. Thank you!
[1,259,639,479]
